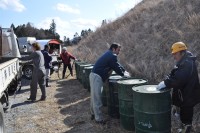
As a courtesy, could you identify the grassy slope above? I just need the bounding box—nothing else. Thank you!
[72,0,200,83]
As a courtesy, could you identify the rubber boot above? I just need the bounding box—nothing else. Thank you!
[62,72,65,79]
[70,71,73,77]
[46,79,51,87]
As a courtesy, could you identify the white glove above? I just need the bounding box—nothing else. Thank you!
[123,71,131,78]
[156,81,166,90]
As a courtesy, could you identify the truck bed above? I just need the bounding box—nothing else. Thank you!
[0,57,19,95]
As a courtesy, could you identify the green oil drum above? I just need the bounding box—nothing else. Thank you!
[79,64,93,84]
[132,85,171,133]
[106,75,123,118]
[117,78,147,131]
[98,71,117,106]
[83,66,94,92]
[75,61,86,80]
[102,82,108,106]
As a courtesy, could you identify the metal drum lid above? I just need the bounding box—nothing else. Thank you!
[132,85,170,94]
[117,78,147,85]
[109,75,123,82]
[80,64,93,67]
[84,66,94,69]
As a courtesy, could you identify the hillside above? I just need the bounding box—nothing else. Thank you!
[72,0,200,83]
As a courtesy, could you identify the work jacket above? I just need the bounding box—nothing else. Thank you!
[60,52,75,65]
[41,50,52,69]
[92,50,125,82]
[164,51,200,107]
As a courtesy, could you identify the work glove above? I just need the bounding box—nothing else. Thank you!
[156,81,166,90]
[123,71,131,78]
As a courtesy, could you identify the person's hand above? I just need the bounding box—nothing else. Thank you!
[156,81,166,90]
[123,71,131,78]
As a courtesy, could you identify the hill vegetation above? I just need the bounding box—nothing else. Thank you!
[72,0,200,83]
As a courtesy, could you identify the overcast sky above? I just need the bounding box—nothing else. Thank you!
[0,0,142,40]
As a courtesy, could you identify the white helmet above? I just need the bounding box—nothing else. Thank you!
[62,47,67,51]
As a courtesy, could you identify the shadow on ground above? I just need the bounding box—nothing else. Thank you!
[54,76,129,133]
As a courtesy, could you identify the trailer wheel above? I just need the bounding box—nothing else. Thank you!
[0,103,5,133]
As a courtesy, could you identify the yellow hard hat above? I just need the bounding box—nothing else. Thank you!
[171,42,187,54]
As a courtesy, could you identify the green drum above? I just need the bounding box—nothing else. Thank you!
[83,66,93,92]
[79,64,93,84]
[132,85,171,133]
[102,82,108,106]
[117,78,147,131]
[106,75,123,118]
[101,70,118,105]
[75,61,86,80]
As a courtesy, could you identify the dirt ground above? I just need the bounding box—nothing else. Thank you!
[4,67,200,133]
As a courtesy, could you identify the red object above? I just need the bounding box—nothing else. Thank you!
[60,52,75,65]
[48,39,60,45]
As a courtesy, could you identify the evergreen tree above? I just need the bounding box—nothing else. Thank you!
[49,19,56,38]
[10,23,15,30]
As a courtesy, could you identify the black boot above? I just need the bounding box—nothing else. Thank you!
[62,72,65,79]
[46,79,51,87]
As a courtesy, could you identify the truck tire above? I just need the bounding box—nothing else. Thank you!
[0,103,5,133]
[23,65,33,80]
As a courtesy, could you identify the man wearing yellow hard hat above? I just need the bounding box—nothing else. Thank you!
[157,42,200,133]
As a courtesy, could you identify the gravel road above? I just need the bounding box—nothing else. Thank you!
[4,71,200,133]
[4,71,129,133]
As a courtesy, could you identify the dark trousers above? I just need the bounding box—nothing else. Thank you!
[30,69,46,100]
[62,63,73,78]
[180,106,193,125]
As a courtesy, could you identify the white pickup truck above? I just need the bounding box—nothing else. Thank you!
[0,27,22,132]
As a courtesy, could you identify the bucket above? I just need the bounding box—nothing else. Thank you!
[117,78,147,131]
[105,75,123,118]
[83,66,93,91]
[132,85,171,133]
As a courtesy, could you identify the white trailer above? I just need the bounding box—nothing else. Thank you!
[0,27,22,132]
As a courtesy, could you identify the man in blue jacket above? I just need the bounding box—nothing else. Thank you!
[42,44,52,87]
[157,42,200,133]
[89,43,130,125]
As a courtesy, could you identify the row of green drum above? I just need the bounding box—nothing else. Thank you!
[75,61,171,133]
[75,61,94,91]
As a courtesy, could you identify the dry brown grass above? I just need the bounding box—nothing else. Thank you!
[71,0,200,84]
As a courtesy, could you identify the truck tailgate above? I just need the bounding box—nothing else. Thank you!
[0,58,19,93]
